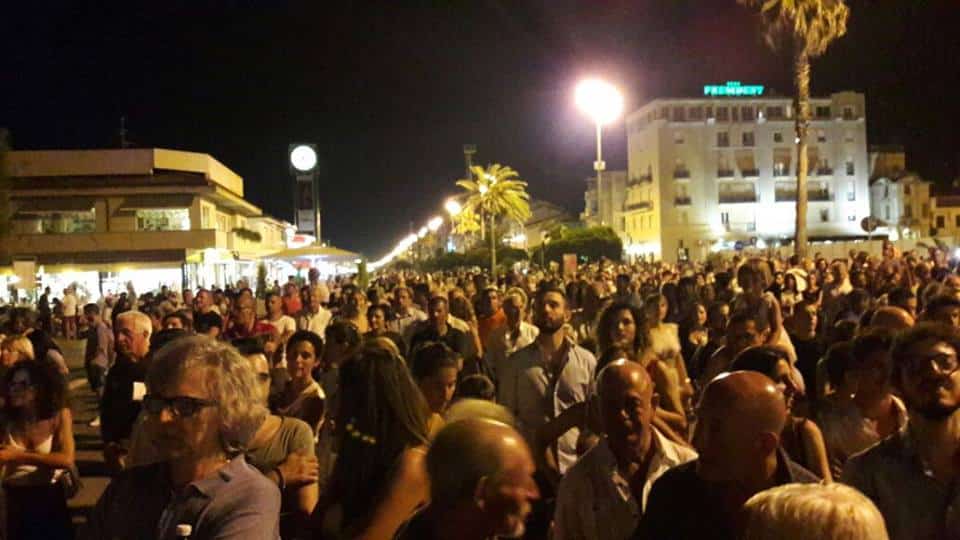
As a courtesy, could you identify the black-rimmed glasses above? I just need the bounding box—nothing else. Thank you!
[143,395,218,418]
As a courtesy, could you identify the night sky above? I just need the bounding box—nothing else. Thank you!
[2,1,958,257]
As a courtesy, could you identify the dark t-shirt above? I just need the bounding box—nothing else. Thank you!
[792,334,826,392]
[100,356,146,444]
[636,450,819,540]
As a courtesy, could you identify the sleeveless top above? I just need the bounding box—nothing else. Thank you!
[2,417,58,486]
[277,380,326,438]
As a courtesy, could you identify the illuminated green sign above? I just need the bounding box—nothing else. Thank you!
[704,81,765,97]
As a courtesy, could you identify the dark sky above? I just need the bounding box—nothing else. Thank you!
[2,1,958,257]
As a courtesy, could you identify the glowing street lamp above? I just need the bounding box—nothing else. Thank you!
[479,183,489,195]
[444,199,462,216]
[428,216,443,232]
[418,226,428,239]
[575,78,623,226]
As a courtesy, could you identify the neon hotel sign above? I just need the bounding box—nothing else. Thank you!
[703,81,765,97]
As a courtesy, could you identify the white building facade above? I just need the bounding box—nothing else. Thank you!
[622,90,871,262]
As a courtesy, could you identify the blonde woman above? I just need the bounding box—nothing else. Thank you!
[743,483,888,540]
[1,335,35,367]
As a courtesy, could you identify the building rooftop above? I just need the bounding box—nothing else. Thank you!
[8,148,245,198]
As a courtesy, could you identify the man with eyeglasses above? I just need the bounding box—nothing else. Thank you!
[843,323,960,540]
[87,335,280,540]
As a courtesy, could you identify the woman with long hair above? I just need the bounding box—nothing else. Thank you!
[678,301,708,367]
[644,293,694,423]
[365,304,405,353]
[313,340,431,540]
[0,361,75,539]
[595,301,647,369]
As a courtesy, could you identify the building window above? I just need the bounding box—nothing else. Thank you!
[955,215,960,228]
[689,106,703,121]
[732,107,740,122]
[136,208,191,232]
[843,106,855,120]
[721,212,730,225]
[742,132,755,147]
[717,132,730,147]
[766,106,785,119]
[904,205,912,218]
[846,160,855,176]
[884,184,889,198]
[741,107,754,122]
[746,222,756,232]
[817,130,827,143]
[705,106,713,119]
[904,184,911,195]
[937,215,945,229]
[773,132,783,143]
[821,209,830,223]
[815,106,831,118]
[716,107,729,122]
[201,206,211,229]
[673,107,686,122]
[848,215,857,222]
[847,181,855,201]
[36,211,96,234]
[674,131,684,144]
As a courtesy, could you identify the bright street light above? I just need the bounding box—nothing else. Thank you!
[444,199,462,216]
[575,79,624,126]
[575,78,624,227]
[479,184,489,195]
[428,216,443,232]
[418,226,428,238]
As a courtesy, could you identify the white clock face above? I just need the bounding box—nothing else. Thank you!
[290,145,317,172]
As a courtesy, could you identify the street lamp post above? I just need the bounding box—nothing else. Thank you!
[576,79,624,227]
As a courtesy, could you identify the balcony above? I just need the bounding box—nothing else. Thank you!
[624,201,654,212]
[774,189,832,202]
[717,168,735,178]
[673,169,690,179]
[816,167,834,176]
[718,192,758,204]
[5,229,223,256]
[741,168,760,177]
[674,196,692,206]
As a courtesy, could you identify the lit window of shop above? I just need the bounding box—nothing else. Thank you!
[135,209,191,231]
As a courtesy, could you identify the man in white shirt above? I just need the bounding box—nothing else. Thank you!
[485,289,538,384]
[497,283,596,478]
[554,360,696,540]
[62,287,79,339]
[297,286,332,337]
[391,286,427,338]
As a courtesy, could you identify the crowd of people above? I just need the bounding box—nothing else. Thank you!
[0,240,958,538]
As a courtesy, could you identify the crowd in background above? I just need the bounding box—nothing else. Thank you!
[0,239,958,538]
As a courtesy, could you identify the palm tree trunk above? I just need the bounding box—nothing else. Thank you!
[794,46,811,259]
[490,215,497,275]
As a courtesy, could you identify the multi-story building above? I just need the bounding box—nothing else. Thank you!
[524,200,576,248]
[581,170,627,240]
[3,148,293,298]
[621,89,871,261]
[868,145,931,239]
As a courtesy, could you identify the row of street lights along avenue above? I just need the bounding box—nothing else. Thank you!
[372,78,623,267]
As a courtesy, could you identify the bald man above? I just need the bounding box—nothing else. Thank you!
[635,371,818,540]
[397,419,540,540]
[554,361,696,540]
[869,306,915,333]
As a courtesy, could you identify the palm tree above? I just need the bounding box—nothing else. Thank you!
[456,163,531,275]
[738,0,849,258]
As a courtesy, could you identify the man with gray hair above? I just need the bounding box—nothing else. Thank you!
[397,418,540,540]
[100,310,152,474]
[87,335,280,539]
